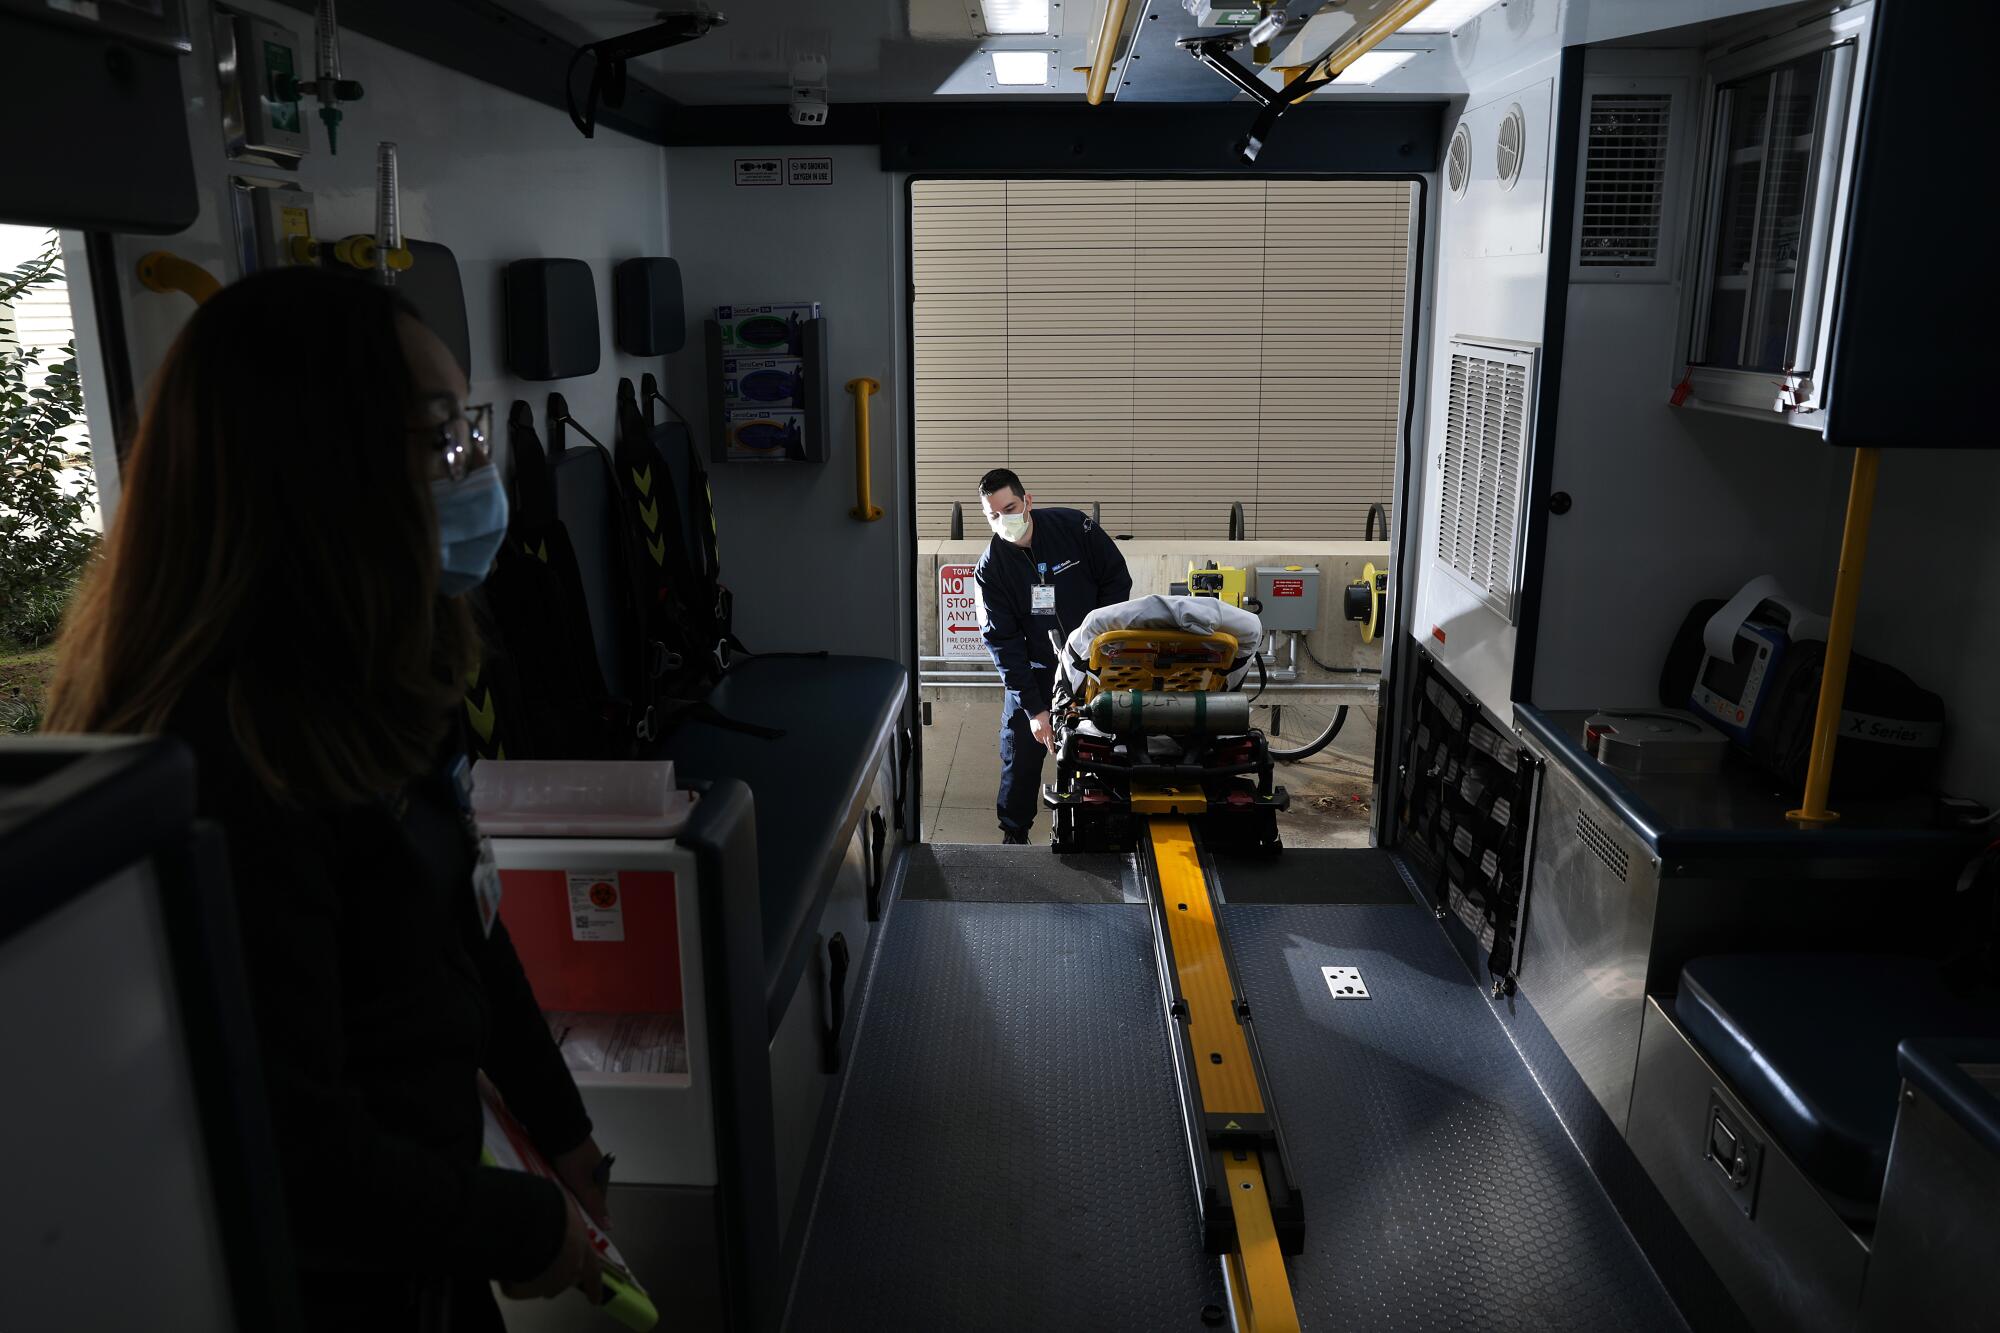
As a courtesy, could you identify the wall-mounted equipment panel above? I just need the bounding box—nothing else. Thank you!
[216,9,311,164]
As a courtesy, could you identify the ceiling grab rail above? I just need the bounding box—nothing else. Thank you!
[1085,0,1134,106]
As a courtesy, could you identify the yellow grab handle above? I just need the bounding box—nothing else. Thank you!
[846,377,884,522]
[136,251,222,305]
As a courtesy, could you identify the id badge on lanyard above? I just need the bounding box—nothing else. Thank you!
[451,755,503,937]
[1031,583,1056,615]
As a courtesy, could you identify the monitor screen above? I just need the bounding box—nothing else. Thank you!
[1699,632,1759,704]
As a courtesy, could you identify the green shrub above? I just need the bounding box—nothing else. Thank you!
[1,232,97,652]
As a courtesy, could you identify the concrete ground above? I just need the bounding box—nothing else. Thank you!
[919,692,1379,848]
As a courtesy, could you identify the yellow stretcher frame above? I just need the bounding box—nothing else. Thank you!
[1083,629,1238,699]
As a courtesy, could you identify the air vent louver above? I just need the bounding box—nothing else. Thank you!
[1575,810,1630,882]
[1579,93,1671,268]
[1436,339,1537,622]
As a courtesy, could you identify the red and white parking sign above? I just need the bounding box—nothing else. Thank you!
[938,564,985,661]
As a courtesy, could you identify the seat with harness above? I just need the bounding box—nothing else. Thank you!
[1044,594,1289,854]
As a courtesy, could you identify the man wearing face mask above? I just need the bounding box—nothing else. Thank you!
[972,468,1132,844]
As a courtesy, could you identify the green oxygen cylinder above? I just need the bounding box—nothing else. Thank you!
[1082,691,1250,737]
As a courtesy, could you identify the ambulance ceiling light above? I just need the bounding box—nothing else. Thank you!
[977,0,1051,34]
[1336,49,1419,84]
[1399,0,1504,34]
[991,50,1053,84]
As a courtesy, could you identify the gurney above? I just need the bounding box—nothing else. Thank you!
[1043,595,1289,854]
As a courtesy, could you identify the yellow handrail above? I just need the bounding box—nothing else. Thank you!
[1787,446,1881,828]
[135,251,221,305]
[846,377,883,522]
[1085,0,1132,107]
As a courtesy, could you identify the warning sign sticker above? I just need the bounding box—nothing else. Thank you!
[567,871,626,942]
[938,563,984,661]
[1271,578,1305,597]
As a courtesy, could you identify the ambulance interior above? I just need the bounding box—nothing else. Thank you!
[2,0,1996,1330]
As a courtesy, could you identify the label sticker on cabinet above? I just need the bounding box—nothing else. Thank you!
[568,871,626,942]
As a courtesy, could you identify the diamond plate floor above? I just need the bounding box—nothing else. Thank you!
[1225,903,1687,1333]
[787,863,1688,1332]
[786,900,1226,1331]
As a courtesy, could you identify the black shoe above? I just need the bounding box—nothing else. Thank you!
[1000,828,1030,845]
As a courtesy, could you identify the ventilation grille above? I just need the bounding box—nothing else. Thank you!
[1579,93,1671,267]
[1575,810,1630,882]
[1436,340,1536,621]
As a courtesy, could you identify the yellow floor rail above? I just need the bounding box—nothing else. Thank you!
[1148,818,1301,1333]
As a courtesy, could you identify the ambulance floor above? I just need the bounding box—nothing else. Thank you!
[783,847,1689,1332]
[920,694,1378,847]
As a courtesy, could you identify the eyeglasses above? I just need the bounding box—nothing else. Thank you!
[420,402,494,482]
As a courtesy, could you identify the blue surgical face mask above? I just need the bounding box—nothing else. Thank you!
[431,466,509,596]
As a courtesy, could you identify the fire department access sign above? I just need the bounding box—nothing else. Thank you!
[938,564,984,661]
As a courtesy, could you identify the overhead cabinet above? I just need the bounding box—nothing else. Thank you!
[1681,4,1866,424]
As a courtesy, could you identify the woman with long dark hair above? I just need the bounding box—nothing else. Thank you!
[49,266,608,1331]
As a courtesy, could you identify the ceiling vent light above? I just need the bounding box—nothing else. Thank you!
[1399,0,1505,34]
[1336,50,1419,84]
[991,50,1052,84]
[977,0,1051,35]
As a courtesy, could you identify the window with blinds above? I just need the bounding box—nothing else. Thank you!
[912,179,1413,541]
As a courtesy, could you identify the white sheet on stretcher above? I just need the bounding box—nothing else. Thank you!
[1059,594,1264,697]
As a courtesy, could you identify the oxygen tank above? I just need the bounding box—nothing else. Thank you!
[1082,691,1249,737]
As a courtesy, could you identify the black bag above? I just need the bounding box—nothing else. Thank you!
[467,402,630,760]
[1660,598,1945,798]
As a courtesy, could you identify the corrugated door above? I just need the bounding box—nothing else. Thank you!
[912,178,1412,541]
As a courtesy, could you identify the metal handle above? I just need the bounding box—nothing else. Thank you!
[846,377,883,522]
[821,932,851,1074]
[1085,0,1131,106]
[135,252,221,305]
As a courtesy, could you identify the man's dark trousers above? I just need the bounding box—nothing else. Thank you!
[997,666,1056,838]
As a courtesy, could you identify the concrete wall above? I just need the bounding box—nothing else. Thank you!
[916,540,1393,684]
[661,145,910,664]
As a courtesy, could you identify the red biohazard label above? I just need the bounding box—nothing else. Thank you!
[1271,579,1305,597]
[589,881,618,910]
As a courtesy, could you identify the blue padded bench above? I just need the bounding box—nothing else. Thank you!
[658,654,907,1037]
[1675,954,2000,1222]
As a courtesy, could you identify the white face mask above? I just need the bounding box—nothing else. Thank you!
[988,510,1029,542]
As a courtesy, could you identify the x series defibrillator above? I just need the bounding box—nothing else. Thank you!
[1660,576,1946,798]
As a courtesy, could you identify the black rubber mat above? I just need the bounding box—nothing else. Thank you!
[786,900,1226,1331]
[900,843,1140,904]
[789,888,1687,1331]
[1224,903,1687,1333]
[1210,847,1413,905]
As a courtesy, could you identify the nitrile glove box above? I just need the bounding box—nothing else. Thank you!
[721,355,806,408]
[715,302,820,354]
[724,408,807,461]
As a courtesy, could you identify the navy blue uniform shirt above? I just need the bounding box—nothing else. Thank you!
[974,506,1132,715]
